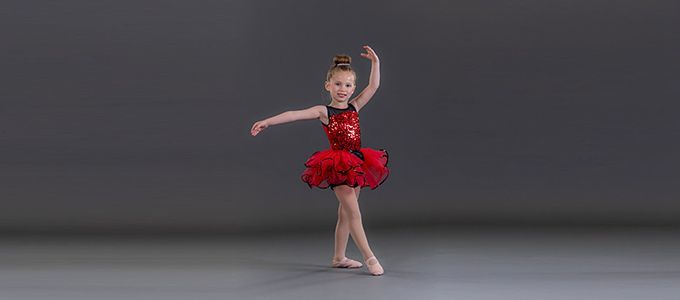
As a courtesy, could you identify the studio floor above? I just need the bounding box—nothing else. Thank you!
[1,225,679,300]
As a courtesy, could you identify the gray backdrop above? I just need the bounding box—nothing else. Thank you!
[2,0,678,233]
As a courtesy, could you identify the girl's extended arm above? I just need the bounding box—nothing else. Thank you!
[349,45,380,112]
[251,105,325,136]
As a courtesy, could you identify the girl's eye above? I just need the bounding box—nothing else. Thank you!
[335,83,340,86]
[345,84,352,87]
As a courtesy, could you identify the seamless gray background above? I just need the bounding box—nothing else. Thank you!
[2,0,678,233]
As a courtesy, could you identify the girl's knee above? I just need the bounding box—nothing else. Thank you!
[339,201,361,220]
[343,207,362,220]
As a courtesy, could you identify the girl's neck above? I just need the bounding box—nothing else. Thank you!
[329,100,349,109]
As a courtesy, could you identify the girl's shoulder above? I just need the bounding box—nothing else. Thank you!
[311,104,327,115]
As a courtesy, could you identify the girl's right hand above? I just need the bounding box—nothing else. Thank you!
[250,120,269,136]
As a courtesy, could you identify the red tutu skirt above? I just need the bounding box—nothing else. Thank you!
[301,148,389,190]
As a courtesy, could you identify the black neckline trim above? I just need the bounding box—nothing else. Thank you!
[327,103,356,110]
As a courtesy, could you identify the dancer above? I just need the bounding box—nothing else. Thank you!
[250,45,389,276]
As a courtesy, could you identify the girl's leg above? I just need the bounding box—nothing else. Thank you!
[334,185,374,260]
[333,186,361,261]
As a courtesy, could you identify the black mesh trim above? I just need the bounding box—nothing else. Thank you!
[350,149,364,160]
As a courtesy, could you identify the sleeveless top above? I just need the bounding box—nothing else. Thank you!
[322,102,362,152]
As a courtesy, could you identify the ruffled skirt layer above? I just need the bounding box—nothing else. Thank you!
[301,148,389,190]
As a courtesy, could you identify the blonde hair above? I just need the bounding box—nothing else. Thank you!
[325,54,357,82]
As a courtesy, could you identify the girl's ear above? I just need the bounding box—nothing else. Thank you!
[324,81,330,91]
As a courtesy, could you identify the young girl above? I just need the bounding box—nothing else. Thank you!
[250,45,389,276]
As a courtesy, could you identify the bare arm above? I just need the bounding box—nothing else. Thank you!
[251,105,325,136]
[350,45,380,112]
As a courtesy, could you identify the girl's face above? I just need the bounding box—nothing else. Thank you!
[325,71,356,103]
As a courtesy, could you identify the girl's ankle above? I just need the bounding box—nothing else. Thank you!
[362,254,376,261]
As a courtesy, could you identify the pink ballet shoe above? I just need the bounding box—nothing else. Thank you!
[365,256,384,276]
[331,257,363,268]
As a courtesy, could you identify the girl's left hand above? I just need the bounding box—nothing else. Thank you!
[360,45,379,63]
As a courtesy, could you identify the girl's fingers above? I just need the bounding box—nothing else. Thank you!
[366,46,377,56]
[361,53,375,60]
[361,46,378,60]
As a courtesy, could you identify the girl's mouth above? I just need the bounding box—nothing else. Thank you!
[337,93,347,98]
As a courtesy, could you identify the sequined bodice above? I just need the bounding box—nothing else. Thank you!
[323,104,361,151]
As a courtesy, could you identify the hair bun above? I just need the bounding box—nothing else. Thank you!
[326,54,356,81]
[333,55,351,66]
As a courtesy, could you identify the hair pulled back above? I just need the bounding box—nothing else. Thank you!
[326,54,356,82]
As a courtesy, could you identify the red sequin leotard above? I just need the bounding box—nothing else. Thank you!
[301,102,389,190]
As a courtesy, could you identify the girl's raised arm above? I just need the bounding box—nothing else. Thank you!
[251,105,325,136]
[349,45,380,112]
